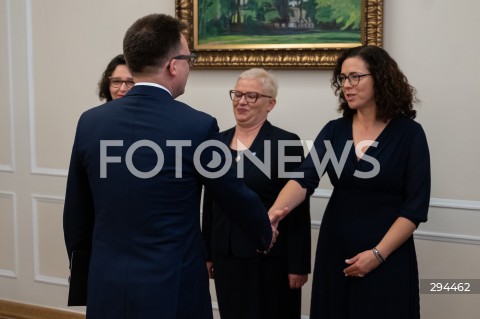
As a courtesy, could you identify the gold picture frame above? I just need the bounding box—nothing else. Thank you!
[176,0,383,69]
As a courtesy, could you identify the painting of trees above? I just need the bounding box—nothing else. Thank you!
[197,0,362,45]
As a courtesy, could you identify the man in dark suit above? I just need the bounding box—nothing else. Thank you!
[202,68,311,319]
[63,14,274,319]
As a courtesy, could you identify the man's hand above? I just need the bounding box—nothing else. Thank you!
[288,273,308,289]
[258,207,289,254]
[205,261,214,279]
[269,223,279,251]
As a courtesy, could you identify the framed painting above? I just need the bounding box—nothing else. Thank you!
[175,0,383,69]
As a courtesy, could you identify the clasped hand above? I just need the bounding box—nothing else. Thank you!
[260,207,289,254]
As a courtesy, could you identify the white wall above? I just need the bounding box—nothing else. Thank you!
[0,0,479,318]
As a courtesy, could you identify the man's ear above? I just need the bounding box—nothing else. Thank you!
[166,60,176,76]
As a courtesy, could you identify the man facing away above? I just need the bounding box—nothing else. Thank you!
[63,13,274,319]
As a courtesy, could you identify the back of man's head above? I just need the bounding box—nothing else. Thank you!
[123,13,187,75]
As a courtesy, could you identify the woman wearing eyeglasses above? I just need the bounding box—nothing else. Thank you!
[202,68,311,319]
[97,54,134,101]
[269,45,431,319]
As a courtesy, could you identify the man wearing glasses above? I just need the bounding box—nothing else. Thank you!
[63,13,275,319]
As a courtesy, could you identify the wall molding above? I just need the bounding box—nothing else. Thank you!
[26,0,37,176]
[24,0,67,177]
[311,188,480,245]
[31,167,68,177]
[0,268,16,278]
[0,0,15,173]
[413,231,480,246]
[429,197,480,211]
[24,0,65,177]
[0,191,18,278]
[0,164,14,172]
[312,188,480,211]
[31,194,68,286]
[0,299,84,319]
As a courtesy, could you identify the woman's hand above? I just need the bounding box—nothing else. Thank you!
[343,249,381,277]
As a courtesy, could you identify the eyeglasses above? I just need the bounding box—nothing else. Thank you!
[109,77,135,88]
[229,90,272,103]
[336,72,371,87]
[170,53,197,68]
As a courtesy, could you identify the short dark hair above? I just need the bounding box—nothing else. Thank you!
[123,14,188,75]
[98,54,127,101]
[332,45,418,120]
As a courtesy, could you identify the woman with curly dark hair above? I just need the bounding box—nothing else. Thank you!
[97,54,134,101]
[269,45,430,319]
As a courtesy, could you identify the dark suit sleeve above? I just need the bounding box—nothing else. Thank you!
[63,115,95,262]
[198,120,272,252]
[283,135,311,274]
[201,189,214,261]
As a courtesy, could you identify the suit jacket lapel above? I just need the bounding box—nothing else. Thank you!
[239,121,273,174]
[221,121,272,174]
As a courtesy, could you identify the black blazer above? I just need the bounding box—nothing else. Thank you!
[202,121,311,274]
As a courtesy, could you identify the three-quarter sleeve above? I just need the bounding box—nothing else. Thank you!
[399,124,431,226]
[292,120,336,196]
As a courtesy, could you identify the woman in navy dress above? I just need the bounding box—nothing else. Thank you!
[269,45,430,319]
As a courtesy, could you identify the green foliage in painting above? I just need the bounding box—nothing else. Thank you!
[197,0,362,44]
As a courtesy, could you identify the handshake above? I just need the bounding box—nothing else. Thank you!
[260,206,290,254]
[257,180,307,254]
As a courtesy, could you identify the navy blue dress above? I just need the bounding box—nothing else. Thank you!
[294,116,430,319]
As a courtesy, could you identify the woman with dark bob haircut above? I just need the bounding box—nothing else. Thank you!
[269,45,431,319]
[97,54,134,101]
